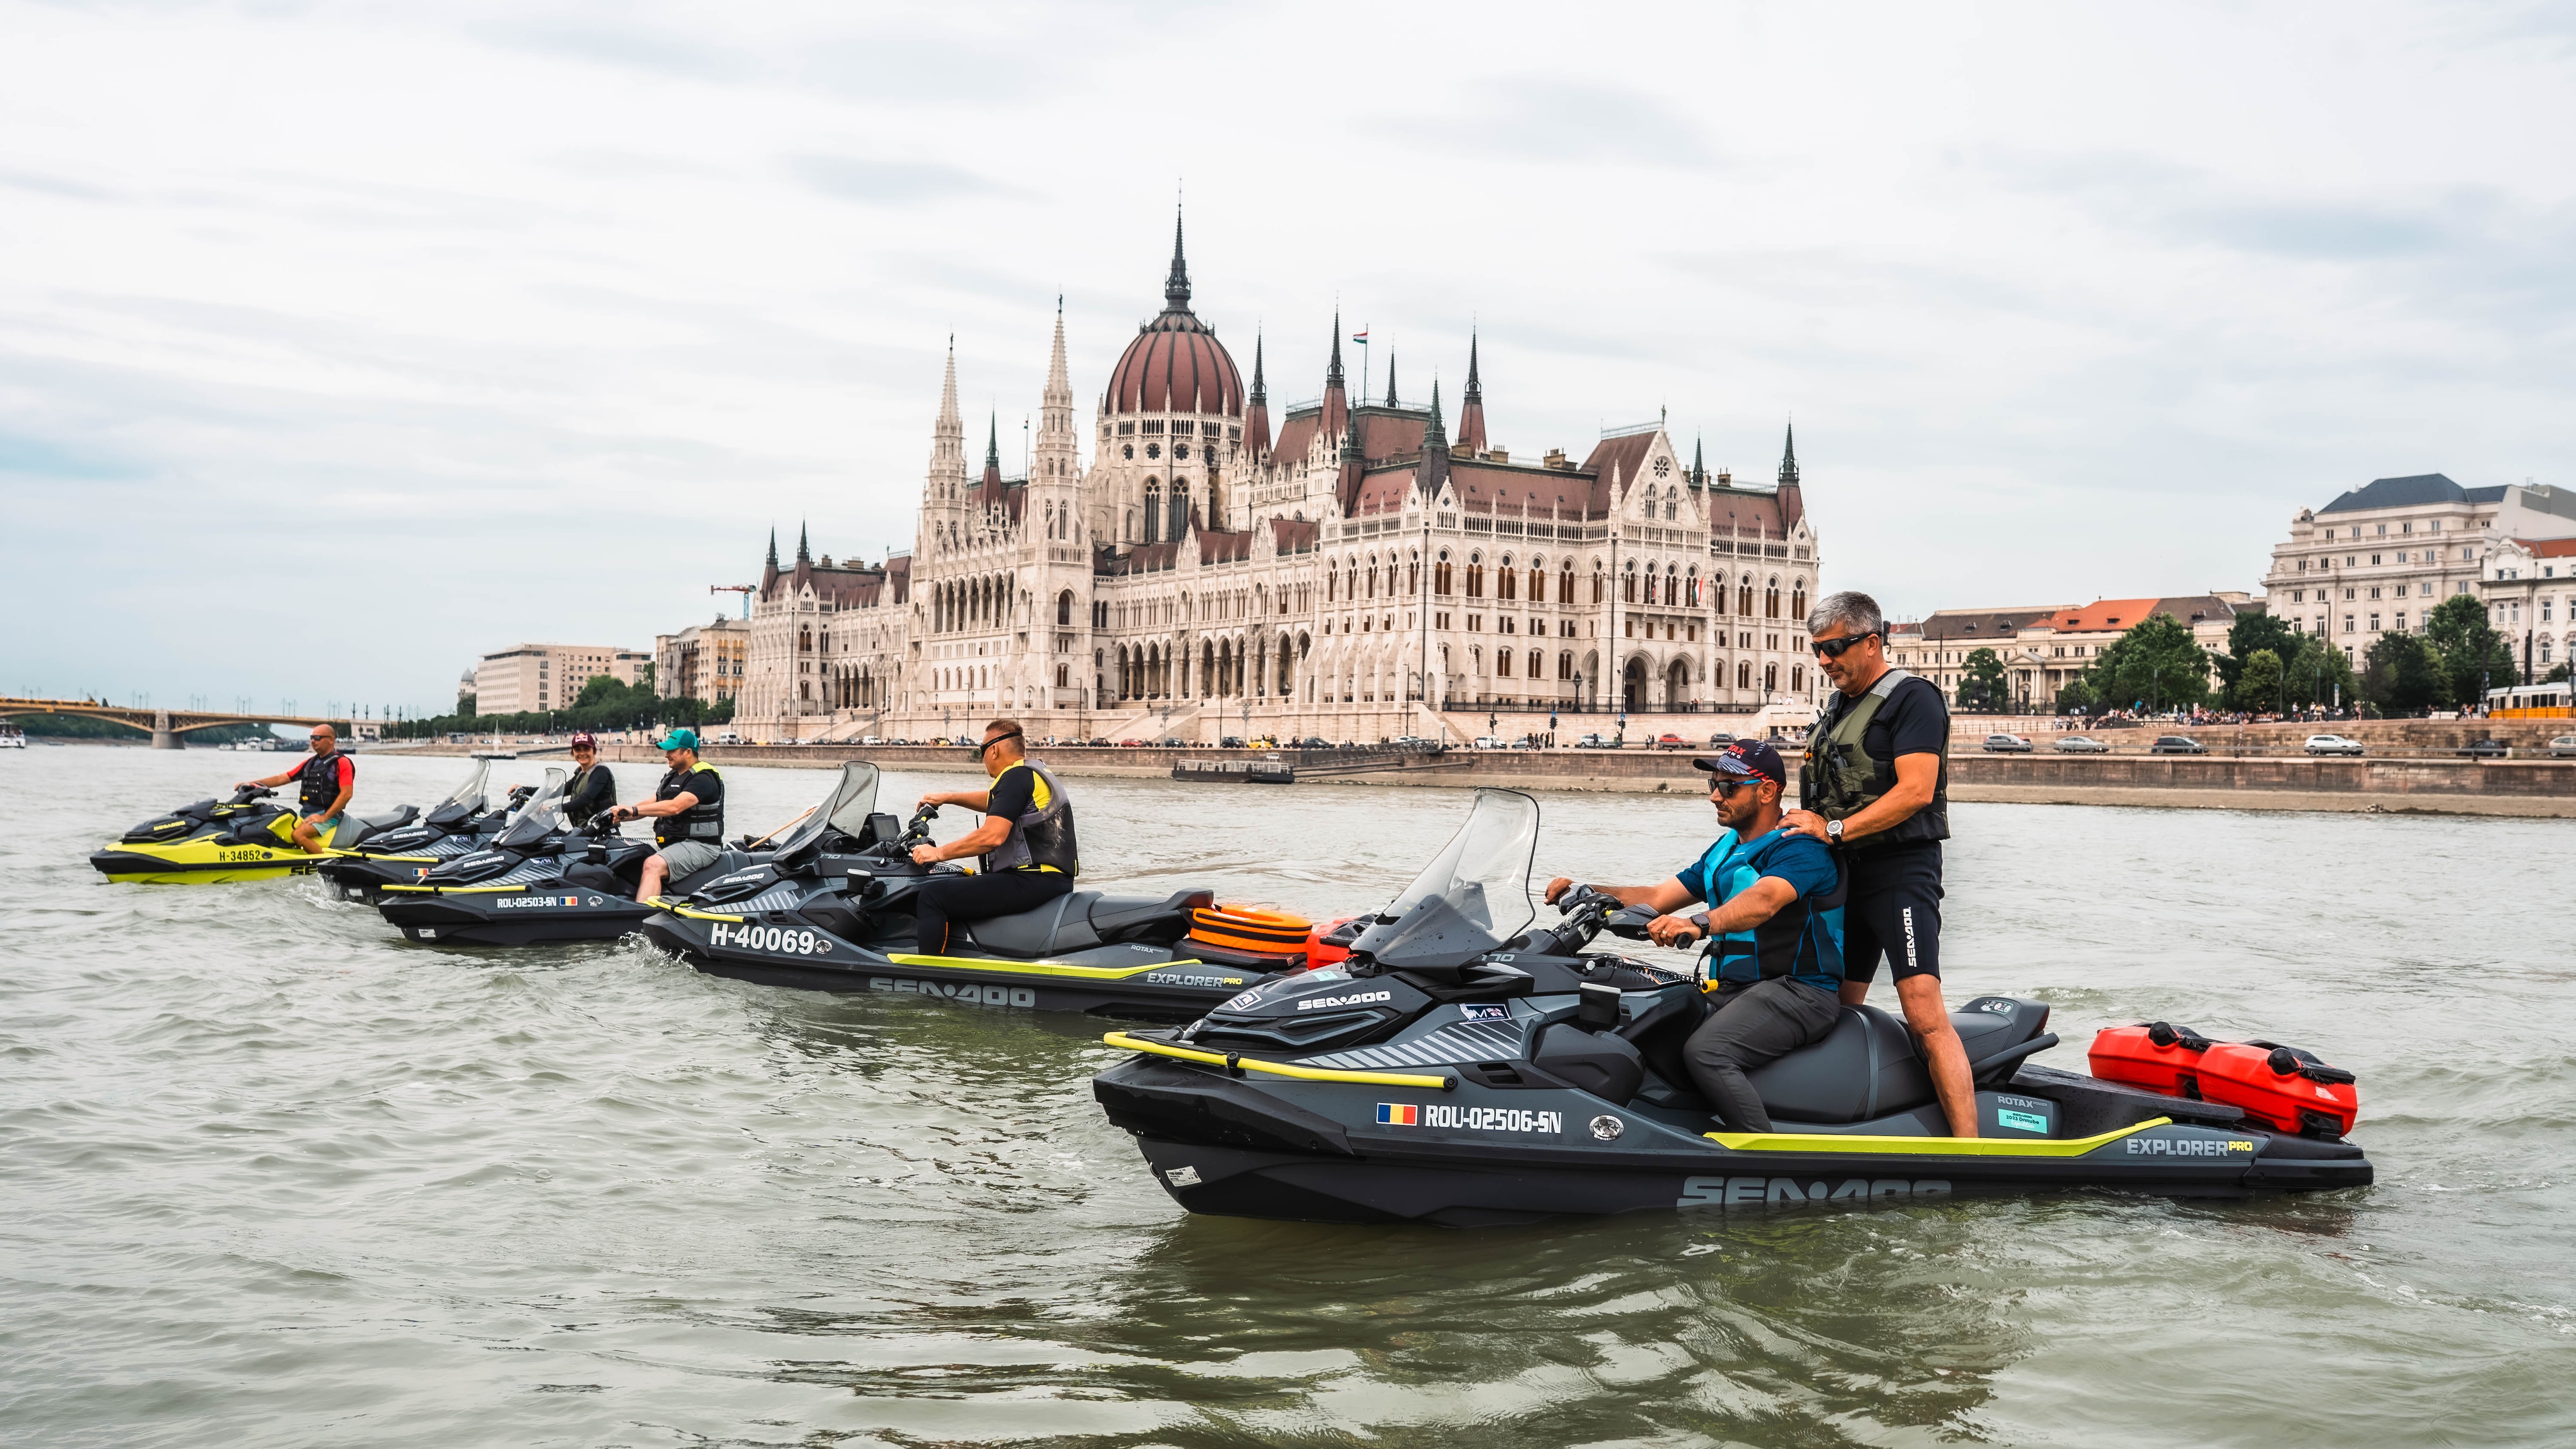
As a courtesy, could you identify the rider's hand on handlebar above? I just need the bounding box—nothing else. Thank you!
[1544,876,1574,906]
[909,843,941,866]
[1647,912,1705,947]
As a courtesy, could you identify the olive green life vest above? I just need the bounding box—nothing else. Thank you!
[1799,667,1947,848]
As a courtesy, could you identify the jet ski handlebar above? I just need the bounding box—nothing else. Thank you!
[229,786,276,804]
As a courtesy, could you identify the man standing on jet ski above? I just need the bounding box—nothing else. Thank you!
[906,719,1079,954]
[1777,590,1978,1138]
[604,727,723,902]
[562,732,616,827]
[235,725,354,854]
[1543,741,1846,1133]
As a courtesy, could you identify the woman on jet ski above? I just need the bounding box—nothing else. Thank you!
[1542,740,1848,1134]
[562,733,616,827]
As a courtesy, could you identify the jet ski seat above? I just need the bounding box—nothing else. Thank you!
[965,888,1216,957]
[353,806,417,833]
[1615,995,2058,1124]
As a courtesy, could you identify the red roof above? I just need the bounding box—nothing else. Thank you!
[2042,598,2160,633]
[2511,537,2576,558]
[1106,318,1242,417]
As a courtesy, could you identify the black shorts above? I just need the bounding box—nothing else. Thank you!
[1841,841,1942,984]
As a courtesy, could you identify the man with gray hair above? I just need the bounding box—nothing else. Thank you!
[1779,590,1978,1137]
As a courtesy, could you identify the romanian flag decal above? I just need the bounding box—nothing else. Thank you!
[1376,1103,1418,1126]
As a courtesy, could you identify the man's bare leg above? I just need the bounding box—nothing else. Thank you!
[293,820,327,853]
[1894,974,1978,1137]
[637,856,668,901]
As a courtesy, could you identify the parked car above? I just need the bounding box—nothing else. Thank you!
[1654,733,1687,751]
[2149,735,2209,755]
[1473,736,1508,750]
[1219,736,1246,748]
[1511,735,1544,750]
[1706,732,1736,747]
[2456,738,2511,759]
[1574,732,1619,749]
[1981,734,2033,753]
[2303,734,2366,757]
[2551,734,2576,758]
[2052,735,2110,754]
[1158,737,1188,748]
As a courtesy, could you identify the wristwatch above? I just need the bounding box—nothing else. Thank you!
[1825,819,1845,842]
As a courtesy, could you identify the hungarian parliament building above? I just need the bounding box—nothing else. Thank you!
[735,221,1825,742]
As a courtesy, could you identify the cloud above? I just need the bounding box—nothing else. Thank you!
[0,430,139,479]
[789,154,1020,206]
[1370,76,1725,170]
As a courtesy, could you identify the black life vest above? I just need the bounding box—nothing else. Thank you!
[653,762,723,847]
[563,764,615,826]
[982,761,1079,875]
[294,750,352,815]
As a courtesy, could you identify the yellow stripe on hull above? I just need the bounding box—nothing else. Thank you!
[891,952,1225,983]
[1705,1119,2173,1157]
[96,863,316,884]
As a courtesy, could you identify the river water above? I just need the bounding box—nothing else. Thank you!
[4,746,2571,1447]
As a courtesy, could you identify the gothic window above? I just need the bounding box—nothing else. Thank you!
[1498,650,1513,678]
[1764,661,1779,691]
[1557,651,1573,680]
[1466,561,1484,598]
[1559,564,1574,603]
[1170,488,1187,540]
[1766,577,1782,619]
[1146,442,1161,459]
[1529,560,1546,602]
[1654,456,1670,478]
[1528,650,1543,678]
[1056,590,1073,626]
[1143,480,1162,544]
[1122,445,1133,461]
[1623,561,1638,604]
[1687,568,1701,606]
[1791,579,1808,621]
[1435,560,1452,595]
[1175,444,1190,461]
[1498,555,1516,601]
[1592,566,1606,604]
[1736,659,1752,690]
[1663,489,1676,521]
[1739,574,1755,616]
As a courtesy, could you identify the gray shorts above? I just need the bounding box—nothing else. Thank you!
[654,840,722,880]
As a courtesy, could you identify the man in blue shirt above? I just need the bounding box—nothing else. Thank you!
[1543,741,1845,1131]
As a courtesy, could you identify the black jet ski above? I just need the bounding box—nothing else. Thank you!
[640,761,1300,1020]
[313,760,535,904]
[377,773,721,947]
[1092,789,2375,1226]
[91,785,419,884]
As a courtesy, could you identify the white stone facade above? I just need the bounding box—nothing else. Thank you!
[2261,474,2576,659]
[735,229,1825,743]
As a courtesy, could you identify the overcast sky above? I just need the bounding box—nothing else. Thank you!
[3,1,2571,714]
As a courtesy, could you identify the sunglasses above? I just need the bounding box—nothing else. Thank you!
[977,731,1024,755]
[1708,777,1765,797]
[1810,632,1879,659]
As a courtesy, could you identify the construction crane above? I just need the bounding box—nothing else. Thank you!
[711,584,754,619]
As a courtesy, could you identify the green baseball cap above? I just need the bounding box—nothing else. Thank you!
[654,727,701,751]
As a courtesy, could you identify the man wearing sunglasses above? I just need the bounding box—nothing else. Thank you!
[607,727,723,902]
[907,718,1080,954]
[237,724,355,853]
[1540,741,1845,1133]
[1779,590,1976,1137]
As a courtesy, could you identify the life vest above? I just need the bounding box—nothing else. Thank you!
[653,762,723,847]
[1798,667,1947,849]
[293,750,352,815]
[563,764,614,826]
[982,761,1080,875]
[1697,830,1846,991]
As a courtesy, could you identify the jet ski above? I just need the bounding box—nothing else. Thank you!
[1091,790,2375,1225]
[312,760,537,905]
[640,761,1306,1020]
[90,784,420,884]
[377,773,704,947]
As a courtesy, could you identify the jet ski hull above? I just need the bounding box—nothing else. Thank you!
[641,908,1281,1021]
[87,843,322,884]
[1095,1053,2374,1226]
[378,886,656,946]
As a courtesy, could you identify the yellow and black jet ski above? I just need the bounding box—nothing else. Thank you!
[89,785,416,884]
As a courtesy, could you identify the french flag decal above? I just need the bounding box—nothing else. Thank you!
[1376,1103,1418,1126]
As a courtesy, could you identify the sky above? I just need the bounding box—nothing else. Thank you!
[3,0,2572,715]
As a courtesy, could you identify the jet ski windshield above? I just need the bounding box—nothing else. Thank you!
[494,768,569,849]
[1350,789,1540,970]
[437,758,492,814]
[771,761,882,863]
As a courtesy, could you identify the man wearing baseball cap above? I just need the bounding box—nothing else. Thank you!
[1542,740,1846,1133]
[605,727,724,901]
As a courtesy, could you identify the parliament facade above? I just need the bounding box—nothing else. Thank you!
[735,223,1824,742]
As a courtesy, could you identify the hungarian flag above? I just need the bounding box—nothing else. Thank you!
[1351,328,1369,344]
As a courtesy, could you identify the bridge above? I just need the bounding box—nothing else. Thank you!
[0,696,364,749]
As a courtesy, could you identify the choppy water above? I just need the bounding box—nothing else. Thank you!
[4,745,2572,1447]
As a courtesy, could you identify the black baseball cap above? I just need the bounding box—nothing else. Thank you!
[1692,739,1787,788]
